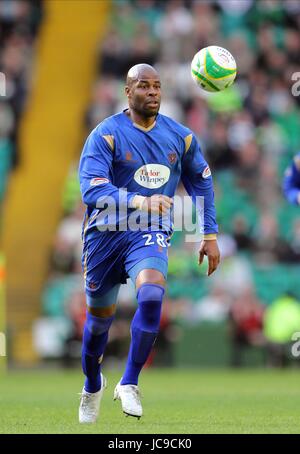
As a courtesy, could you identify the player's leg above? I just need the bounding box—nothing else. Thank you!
[121,267,165,386]
[81,232,128,392]
[79,285,120,423]
[80,230,130,422]
[82,285,120,393]
[114,265,166,417]
[114,232,168,417]
[122,232,169,388]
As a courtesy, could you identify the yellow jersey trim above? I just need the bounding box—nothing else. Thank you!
[133,121,156,132]
[184,134,193,154]
[102,135,114,151]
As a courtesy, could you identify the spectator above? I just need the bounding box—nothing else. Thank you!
[228,288,265,367]
[264,294,300,367]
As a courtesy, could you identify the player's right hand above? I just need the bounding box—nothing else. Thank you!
[143,194,173,215]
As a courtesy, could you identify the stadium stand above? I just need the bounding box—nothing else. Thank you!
[37,0,300,365]
[2,0,111,363]
[0,0,43,210]
[3,0,300,366]
[0,1,43,364]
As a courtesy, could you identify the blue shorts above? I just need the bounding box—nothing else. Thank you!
[82,230,169,298]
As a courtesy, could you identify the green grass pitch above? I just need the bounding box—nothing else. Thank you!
[0,368,299,434]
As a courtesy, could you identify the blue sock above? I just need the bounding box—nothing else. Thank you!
[121,283,164,386]
[82,312,114,393]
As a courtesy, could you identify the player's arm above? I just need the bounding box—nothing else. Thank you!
[79,128,139,209]
[181,133,220,276]
[282,154,300,205]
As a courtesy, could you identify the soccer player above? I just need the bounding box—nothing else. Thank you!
[78,64,220,423]
[283,153,300,205]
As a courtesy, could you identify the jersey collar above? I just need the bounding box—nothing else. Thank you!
[122,109,159,132]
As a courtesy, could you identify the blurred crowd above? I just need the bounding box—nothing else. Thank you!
[3,0,299,366]
[0,0,43,215]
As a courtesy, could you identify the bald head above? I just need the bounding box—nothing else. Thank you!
[126,64,159,87]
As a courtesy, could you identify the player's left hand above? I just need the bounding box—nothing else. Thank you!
[198,239,220,276]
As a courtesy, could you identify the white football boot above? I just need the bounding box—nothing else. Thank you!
[79,374,107,424]
[113,380,143,419]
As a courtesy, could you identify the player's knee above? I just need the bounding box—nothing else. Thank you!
[87,304,116,318]
[136,269,165,288]
[85,286,118,321]
[85,311,114,336]
[137,284,165,331]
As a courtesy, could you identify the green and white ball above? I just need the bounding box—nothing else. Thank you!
[191,46,237,92]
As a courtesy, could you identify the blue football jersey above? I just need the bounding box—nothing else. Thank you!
[79,109,218,237]
[283,152,300,205]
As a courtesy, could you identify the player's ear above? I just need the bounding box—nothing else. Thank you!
[125,85,131,99]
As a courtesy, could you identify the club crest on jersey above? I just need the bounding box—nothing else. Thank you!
[168,152,177,165]
[202,166,211,179]
[134,164,170,189]
[90,177,109,186]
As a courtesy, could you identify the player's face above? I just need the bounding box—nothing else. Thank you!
[128,78,161,117]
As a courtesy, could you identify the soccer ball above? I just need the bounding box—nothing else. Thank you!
[191,46,237,92]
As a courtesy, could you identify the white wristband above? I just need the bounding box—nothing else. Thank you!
[130,195,147,211]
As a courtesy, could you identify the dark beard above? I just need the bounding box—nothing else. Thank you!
[127,104,160,119]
